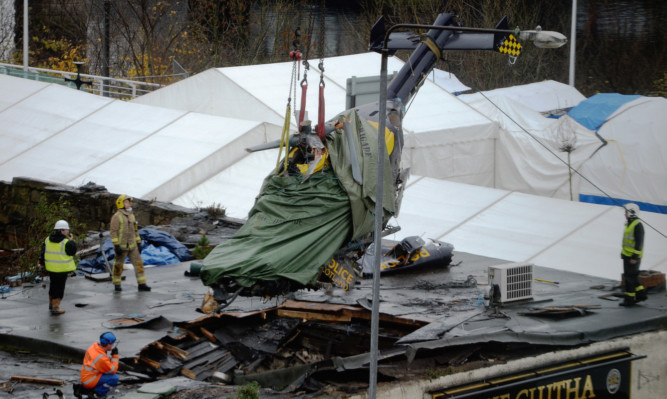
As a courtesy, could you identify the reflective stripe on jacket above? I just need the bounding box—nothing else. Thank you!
[622,219,643,258]
[44,238,76,273]
[110,210,141,249]
[80,342,119,388]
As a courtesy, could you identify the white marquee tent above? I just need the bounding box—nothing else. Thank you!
[0,74,283,202]
[459,80,586,113]
[462,94,601,200]
[569,95,667,214]
[133,52,499,187]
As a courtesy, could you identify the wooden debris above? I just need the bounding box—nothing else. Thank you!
[200,327,217,342]
[138,356,161,370]
[9,376,64,386]
[155,342,189,360]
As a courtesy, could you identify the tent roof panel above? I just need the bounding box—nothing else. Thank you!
[1,100,187,183]
[172,149,279,218]
[0,74,49,112]
[459,80,585,113]
[74,113,274,200]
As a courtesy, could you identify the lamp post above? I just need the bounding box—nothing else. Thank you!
[64,61,93,90]
[369,21,566,399]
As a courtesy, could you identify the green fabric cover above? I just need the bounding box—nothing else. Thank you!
[200,109,396,288]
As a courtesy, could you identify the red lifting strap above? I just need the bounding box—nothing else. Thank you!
[298,80,307,126]
[317,82,325,140]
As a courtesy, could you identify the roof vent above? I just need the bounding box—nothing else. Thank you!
[488,263,534,303]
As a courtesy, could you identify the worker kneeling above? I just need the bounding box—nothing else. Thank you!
[77,332,120,398]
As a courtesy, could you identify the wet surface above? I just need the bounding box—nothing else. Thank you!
[2,252,666,397]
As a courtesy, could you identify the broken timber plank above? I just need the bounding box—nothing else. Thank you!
[183,341,220,360]
[155,342,189,360]
[10,376,64,386]
[180,368,197,380]
[277,309,352,322]
[138,356,161,370]
[200,327,217,342]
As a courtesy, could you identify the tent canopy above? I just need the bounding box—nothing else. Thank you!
[0,74,283,203]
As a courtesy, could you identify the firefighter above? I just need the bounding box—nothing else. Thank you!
[620,203,647,307]
[39,219,77,315]
[78,332,119,398]
[110,195,151,292]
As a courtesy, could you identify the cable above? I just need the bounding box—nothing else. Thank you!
[478,91,666,239]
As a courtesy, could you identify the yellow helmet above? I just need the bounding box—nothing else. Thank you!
[115,194,132,209]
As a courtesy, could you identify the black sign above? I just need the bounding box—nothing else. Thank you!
[431,351,644,399]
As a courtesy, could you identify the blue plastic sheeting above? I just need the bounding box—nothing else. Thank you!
[568,93,640,131]
[78,228,190,273]
[141,244,179,265]
[579,194,667,214]
[138,229,191,261]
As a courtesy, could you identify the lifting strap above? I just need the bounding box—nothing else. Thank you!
[299,61,309,125]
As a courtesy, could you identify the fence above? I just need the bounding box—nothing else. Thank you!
[0,63,163,99]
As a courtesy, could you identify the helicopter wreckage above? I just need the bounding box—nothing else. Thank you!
[200,13,535,310]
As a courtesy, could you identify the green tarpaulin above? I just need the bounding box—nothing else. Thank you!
[201,109,396,288]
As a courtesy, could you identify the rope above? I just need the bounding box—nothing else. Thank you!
[421,35,442,60]
[478,91,666,239]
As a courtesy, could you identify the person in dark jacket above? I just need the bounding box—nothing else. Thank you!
[620,203,646,307]
[39,219,77,315]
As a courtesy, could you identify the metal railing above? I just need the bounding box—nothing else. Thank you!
[0,63,163,99]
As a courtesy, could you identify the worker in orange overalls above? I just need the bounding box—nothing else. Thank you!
[78,332,119,397]
[110,195,151,292]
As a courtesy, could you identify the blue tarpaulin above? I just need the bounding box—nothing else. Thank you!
[78,228,190,274]
[568,93,640,131]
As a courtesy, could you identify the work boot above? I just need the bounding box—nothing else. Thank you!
[636,290,648,302]
[619,296,636,307]
[51,298,66,315]
[138,284,152,292]
[73,383,82,398]
[114,285,122,292]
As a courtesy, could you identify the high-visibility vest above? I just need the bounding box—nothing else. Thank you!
[80,342,119,388]
[44,238,76,273]
[622,219,643,258]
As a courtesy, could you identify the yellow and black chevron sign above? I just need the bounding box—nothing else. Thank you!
[497,34,522,56]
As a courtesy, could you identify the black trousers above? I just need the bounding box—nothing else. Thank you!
[48,271,69,299]
[623,257,641,295]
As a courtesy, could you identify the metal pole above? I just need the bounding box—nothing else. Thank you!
[368,22,565,397]
[369,48,389,399]
[23,0,28,71]
[569,0,577,86]
[103,0,111,96]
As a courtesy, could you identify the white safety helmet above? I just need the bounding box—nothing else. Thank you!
[54,220,70,230]
[625,203,640,217]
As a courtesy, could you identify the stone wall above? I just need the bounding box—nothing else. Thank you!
[0,177,196,249]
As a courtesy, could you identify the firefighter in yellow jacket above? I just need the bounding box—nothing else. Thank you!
[39,219,77,315]
[110,195,151,292]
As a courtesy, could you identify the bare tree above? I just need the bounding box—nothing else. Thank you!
[555,117,578,200]
[0,0,15,61]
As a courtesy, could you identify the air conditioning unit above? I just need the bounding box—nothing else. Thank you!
[488,263,534,303]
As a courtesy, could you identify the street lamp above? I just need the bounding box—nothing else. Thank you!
[64,61,93,91]
[369,18,566,399]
